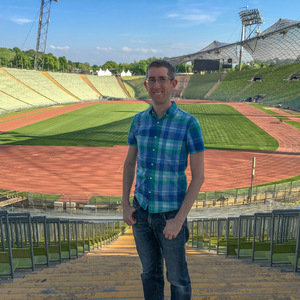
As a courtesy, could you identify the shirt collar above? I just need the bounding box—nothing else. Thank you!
[149,101,178,118]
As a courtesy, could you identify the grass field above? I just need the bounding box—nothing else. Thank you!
[179,104,278,151]
[0,103,279,151]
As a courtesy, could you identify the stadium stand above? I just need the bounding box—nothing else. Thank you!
[87,75,129,99]
[183,73,222,99]
[121,76,149,99]
[171,75,191,98]
[4,68,77,104]
[234,63,300,102]
[283,96,300,110]
[0,69,55,109]
[47,72,100,101]
[208,69,258,100]
[0,90,32,111]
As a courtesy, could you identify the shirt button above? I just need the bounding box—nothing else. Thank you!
[157,121,159,124]
[150,177,152,180]
[153,149,155,151]
[155,136,157,138]
[151,163,154,166]
[149,191,151,194]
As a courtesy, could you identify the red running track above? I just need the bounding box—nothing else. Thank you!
[0,100,299,197]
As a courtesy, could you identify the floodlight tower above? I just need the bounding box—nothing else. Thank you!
[238,8,264,70]
[34,0,59,70]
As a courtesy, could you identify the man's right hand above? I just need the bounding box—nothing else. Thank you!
[122,204,137,226]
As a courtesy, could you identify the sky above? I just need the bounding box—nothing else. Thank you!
[1,0,300,66]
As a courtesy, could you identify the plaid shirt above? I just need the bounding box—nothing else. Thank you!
[127,101,205,213]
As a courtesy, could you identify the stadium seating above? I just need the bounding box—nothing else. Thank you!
[188,209,300,272]
[0,91,32,112]
[47,72,100,101]
[86,75,129,99]
[0,69,56,108]
[4,68,77,104]
[235,63,300,101]
[0,210,127,278]
[208,69,258,100]
[121,76,148,99]
[183,73,222,99]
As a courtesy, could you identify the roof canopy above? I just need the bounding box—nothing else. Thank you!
[167,19,300,66]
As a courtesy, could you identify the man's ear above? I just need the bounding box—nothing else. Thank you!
[144,80,148,90]
[171,79,178,89]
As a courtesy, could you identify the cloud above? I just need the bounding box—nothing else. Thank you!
[49,45,70,51]
[122,46,132,52]
[166,7,218,25]
[122,47,158,54]
[96,47,113,51]
[11,18,32,25]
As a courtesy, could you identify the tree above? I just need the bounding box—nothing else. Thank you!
[58,56,68,72]
[101,61,119,74]
[91,64,100,72]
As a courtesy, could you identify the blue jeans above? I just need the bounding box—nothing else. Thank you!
[132,197,191,300]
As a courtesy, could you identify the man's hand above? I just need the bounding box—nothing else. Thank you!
[123,204,137,226]
[163,218,183,240]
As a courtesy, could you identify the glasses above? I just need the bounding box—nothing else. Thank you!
[145,77,174,85]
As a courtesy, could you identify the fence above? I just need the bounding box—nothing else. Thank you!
[0,210,127,278]
[187,209,300,272]
[193,180,300,209]
[1,180,300,211]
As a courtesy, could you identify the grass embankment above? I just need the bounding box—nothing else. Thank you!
[121,76,148,99]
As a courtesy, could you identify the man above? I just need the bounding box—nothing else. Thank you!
[122,60,205,300]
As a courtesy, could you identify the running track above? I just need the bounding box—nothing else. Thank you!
[0,100,299,197]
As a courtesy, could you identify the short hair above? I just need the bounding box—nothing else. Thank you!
[146,59,176,79]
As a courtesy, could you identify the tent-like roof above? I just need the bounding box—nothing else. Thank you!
[167,18,300,67]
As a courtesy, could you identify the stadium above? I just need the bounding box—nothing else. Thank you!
[0,2,300,297]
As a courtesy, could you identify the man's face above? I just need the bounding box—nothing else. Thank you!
[144,66,177,105]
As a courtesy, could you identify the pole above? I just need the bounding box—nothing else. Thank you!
[239,24,245,71]
[34,0,44,70]
[249,157,256,203]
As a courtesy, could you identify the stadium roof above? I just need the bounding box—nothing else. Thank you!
[167,18,300,66]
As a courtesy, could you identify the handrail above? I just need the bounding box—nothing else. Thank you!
[0,210,127,278]
[188,208,300,273]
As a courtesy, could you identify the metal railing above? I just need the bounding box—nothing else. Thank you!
[188,209,300,272]
[0,210,127,278]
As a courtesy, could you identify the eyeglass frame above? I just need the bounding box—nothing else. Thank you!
[145,77,175,84]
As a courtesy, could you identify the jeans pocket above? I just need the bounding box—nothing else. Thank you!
[132,197,141,223]
[133,196,140,209]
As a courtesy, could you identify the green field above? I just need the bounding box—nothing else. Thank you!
[0,103,279,151]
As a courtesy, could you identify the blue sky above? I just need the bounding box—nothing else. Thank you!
[1,0,300,66]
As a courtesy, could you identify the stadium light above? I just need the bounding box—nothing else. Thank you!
[34,0,59,70]
[238,8,264,70]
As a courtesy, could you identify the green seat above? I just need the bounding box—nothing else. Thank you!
[0,252,18,276]
[33,246,48,265]
[12,248,37,269]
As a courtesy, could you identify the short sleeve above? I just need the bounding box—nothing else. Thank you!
[127,117,137,146]
[186,117,205,154]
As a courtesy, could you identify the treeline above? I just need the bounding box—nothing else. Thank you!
[3,46,294,75]
[0,47,193,75]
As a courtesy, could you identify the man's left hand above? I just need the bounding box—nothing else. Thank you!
[163,218,182,240]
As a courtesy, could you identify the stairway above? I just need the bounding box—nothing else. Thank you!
[0,229,300,299]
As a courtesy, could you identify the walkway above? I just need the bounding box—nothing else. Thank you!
[0,229,300,299]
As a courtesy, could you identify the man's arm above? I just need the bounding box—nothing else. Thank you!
[163,151,205,239]
[122,145,138,226]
